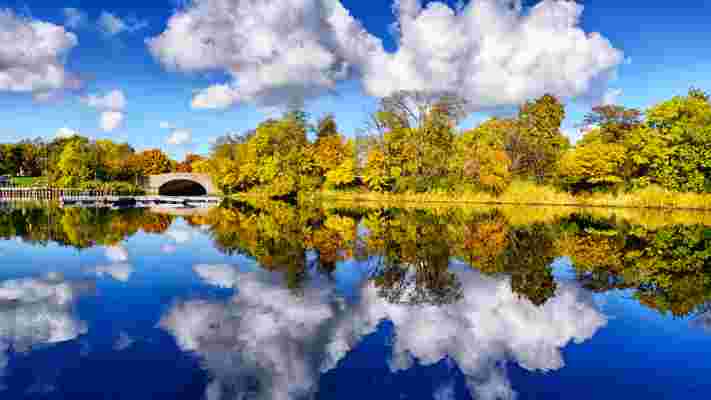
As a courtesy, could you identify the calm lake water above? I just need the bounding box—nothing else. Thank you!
[1,200,710,399]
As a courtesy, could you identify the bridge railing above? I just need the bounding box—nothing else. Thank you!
[0,185,118,201]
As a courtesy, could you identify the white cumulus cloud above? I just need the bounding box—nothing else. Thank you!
[160,268,338,400]
[147,0,382,109]
[166,129,192,145]
[148,0,623,110]
[194,264,241,288]
[0,10,81,95]
[358,0,623,109]
[100,111,125,132]
[83,89,127,111]
[98,11,148,37]
[105,245,129,263]
[0,275,90,379]
[602,88,623,105]
[55,127,79,138]
[161,262,606,400]
[166,227,193,244]
[89,264,134,282]
[83,89,127,132]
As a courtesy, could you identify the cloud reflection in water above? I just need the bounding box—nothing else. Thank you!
[0,274,92,380]
[161,263,606,400]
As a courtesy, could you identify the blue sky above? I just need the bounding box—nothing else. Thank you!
[1,0,710,159]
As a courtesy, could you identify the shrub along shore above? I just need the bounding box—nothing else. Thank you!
[310,182,711,211]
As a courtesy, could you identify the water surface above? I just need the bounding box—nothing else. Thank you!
[1,201,710,399]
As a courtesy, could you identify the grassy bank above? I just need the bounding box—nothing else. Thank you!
[309,181,711,211]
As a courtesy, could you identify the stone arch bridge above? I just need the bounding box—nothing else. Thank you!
[146,173,219,196]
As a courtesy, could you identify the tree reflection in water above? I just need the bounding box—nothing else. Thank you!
[1,201,710,317]
[2,200,711,398]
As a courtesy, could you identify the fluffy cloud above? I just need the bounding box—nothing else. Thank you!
[105,245,129,262]
[100,111,125,132]
[0,10,81,95]
[328,264,606,400]
[148,0,623,110]
[83,89,127,132]
[194,264,241,288]
[166,129,192,145]
[166,227,193,244]
[602,88,623,105]
[62,8,88,29]
[84,89,127,111]
[359,0,623,108]
[89,264,134,282]
[160,121,192,145]
[147,0,382,109]
[160,262,606,400]
[98,11,148,37]
[0,275,90,379]
[55,127,79,138]
[160,267,338,400]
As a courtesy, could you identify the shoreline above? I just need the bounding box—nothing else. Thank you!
[233,183,711,212]
[312,193,711,212]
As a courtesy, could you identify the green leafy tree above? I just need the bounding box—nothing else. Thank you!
[362,149,391,191]
[56,141,94,187]
[581,105,643,144]
[516,94,568,180]
[557,142,628,192]
[325,157,356,189]
[366,91,467,191]
[626,89,711,192]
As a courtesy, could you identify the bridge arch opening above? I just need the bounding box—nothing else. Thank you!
[158,180,208,196]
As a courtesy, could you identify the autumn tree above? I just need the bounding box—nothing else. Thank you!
[316,114,338,139]
[515,94,568,181]
[557,141,628,192]
[309,115,356,189]
[133,149,173,176]
[455,119,514,194]
[175,153,205,173]
[362,149,391,191]
[364,91,468,192]
[94,139,135,181]
[581,104,643,144]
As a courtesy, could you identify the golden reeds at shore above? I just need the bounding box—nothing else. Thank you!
[234,181,711,227]
[311,181,711,210]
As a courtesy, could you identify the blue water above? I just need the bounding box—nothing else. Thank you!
[0,207,710,399]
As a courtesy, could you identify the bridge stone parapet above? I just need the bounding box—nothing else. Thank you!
[146,173,219,196]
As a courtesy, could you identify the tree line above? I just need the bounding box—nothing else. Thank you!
[3,88,708,197]
[0,135,206,193]
[205,88,711,196]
